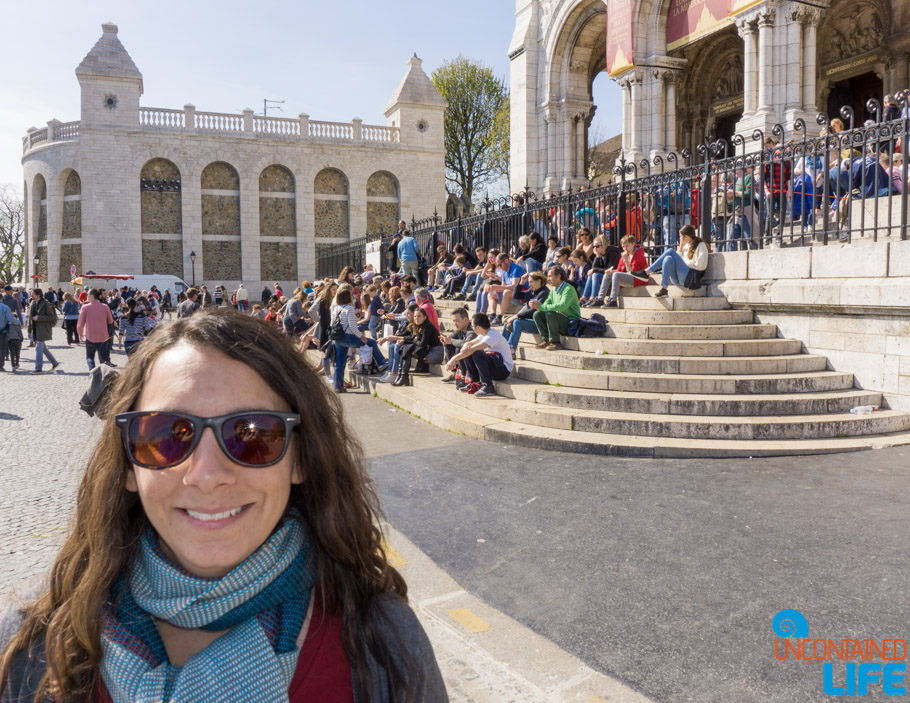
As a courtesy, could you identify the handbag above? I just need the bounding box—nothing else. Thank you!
[683,268,704,290]
[329,312,345,341]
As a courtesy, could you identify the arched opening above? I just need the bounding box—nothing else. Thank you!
[589,73,623,183]
[59,170,82,281]
[366,171,400,236]
[202,161,242,282]
[140,158,183,277]
[314,167,350,263]
[259,164,297,283]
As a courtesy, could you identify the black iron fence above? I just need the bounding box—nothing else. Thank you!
[317,99,909,280]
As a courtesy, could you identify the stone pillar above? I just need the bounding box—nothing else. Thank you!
[575,113,585,179]
[184,103,196,129]
[242,108,254,134]
[665,73,678,153]
[45,175,59,288]
[650,71,665,155]
[620,78,631,153]
[352,117,363,142]
[299,113,309,138]
[756,9,776,116]
[546,108,558,187]
[629,71,644,159]
[563,110,573,185]
[785,12,802,112]
[737,18,758,118]
[801,10,821,113]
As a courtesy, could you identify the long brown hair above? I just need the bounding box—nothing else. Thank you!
[0,309,413,702]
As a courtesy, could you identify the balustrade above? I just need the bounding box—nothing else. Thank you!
[362,125,400,143]
[139,108,185,128]
[195,111,243,132]
[308,120,354,141]
[253,115,300,136]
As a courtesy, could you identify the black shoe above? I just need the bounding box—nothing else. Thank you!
[414,361,429,374]
[441,375,456,383]
[654,288,669,298]
[605,299,619,308]
[632,269,649,279]
[474,384,497,397]
[465,294,476,302]
[453,294,466,301]
[590,299,604,307]
[392,371,409,387]
[103,361,117,367]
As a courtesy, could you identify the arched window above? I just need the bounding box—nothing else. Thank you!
[202,162,242,282]
[259,165,297,282]
[60,170,82,280]
[140,158,183,277]
[366,171,400,236]
[314,168,350,262]
[33,175,47,279]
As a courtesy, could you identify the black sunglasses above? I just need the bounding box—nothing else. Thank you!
[116,411,300,470]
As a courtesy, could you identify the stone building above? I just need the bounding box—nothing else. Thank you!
[22,23,447,289]
[510,0,908,191]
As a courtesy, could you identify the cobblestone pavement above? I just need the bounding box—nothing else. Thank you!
[1,337,638,702]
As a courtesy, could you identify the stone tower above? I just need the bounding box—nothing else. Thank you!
[75,22,143,129]
[384,54,447,149]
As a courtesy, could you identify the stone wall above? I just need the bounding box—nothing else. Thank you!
[367,202,399,236]
[201,195,241,235]
[314,200,348,239]
[706,239,910,411]
[259,197,296,237]
[62,201,81,239]
[260,242,297,281]
[38,203,47,242]
[141,159,182,234]
[201,162,239,191]
[203,240,241,281]
[142,239,183,277]
[58,243,82,281]
[37,246,47,280]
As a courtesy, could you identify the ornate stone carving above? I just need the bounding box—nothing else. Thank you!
[821,6,884,65]
[735,16,757,39]
[757,8,776,27]
[712,55,744,101]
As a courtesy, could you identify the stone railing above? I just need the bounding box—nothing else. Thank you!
[139,107,186,128]
[24,107,401,154]
[195,111,243,132]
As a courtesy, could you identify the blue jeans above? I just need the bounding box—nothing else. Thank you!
[368,316,381,340]
[505,318,538,349]
[34,340,58,371]
[333,333,386,390]
[581,273,604,300]
[661,213,689,250]
[725,211,754,251]
[387,342,401,373]
[648,249,690,287]
[476,290,488,313]
[460,272,478,294]
[523,258,542,273]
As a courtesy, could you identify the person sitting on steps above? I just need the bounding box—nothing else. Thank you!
[635,224,709,298]
[439,307,477,388]
[444,312,514,397]
[530,266,580,351]
[390,306,443,387]
[503,270,549,355]
[603,235,650,308]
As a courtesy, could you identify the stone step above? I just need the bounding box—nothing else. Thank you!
[554,336,803,357]
[402,373,910,440]
[484,422,910,458]
[602,322,777,341]
[433,300,738,321]
[511,359,855,395]
[516,346,829,375]
[357,374,910,457]
[533,385,883,417]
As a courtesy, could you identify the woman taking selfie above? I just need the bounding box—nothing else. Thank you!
[0,310,446,702]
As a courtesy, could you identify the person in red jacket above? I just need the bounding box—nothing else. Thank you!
[603,235,649,308]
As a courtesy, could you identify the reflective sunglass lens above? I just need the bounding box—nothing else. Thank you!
[129,413,195,467]
[221,414,287,466]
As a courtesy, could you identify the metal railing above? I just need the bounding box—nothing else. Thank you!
[317,100,910,281]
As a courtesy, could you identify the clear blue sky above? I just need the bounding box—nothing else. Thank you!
[0,0,622,193]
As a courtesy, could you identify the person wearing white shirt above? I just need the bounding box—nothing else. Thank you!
[444,313,514,397]
[639,224,709,298]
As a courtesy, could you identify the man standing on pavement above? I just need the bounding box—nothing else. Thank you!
[2,285,22,369]
[77,288,114,370]
[177,288,201,318]
[397,230,420,277]
[28,288,61,374]
[0,296,18,372]
[531,266,580,352]
[235,284,250,311]
[200,285,213,307]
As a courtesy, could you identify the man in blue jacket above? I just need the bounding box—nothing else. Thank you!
[397,230,420,276]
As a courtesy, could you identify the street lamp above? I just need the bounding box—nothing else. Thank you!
[33,254,40,281]
[190,250,197,287]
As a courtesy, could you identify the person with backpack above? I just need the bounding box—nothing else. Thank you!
[77,288,115,370]
[27,288,60,374]
[0,298,17,372]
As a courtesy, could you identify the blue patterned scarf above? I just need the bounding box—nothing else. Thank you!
[100,514,315,703]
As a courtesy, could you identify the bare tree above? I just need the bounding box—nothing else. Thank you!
[0,186,25,284]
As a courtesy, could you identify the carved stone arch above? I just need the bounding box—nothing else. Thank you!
[819,0,890,67]
[544,0,608,103]
[259,164,297,283]
[259,164,296,193]
[201,161,240,191]
[140,158,183,278]
[55,168,83,281]
[366,171,400,235]
[314,167,349,195]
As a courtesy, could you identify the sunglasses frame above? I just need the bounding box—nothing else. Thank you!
[115,410,301,470]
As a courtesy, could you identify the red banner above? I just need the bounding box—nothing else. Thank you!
[607,0,635,76]
[666,0,732,51]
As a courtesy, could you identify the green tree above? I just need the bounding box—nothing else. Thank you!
[0,186,25,285]
[432,56,509,203]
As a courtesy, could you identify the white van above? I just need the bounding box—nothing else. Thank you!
[127,274,189,298]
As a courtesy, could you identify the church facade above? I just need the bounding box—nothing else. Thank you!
[23,23,446,289]
[509,0,907,192]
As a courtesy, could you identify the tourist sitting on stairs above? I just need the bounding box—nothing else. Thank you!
[530,266,581,352]
[439,307,477,388]
[445,313,514,398]
[503,270,549,354]
[636,225,709,298]
[389,306,443,387]
[601,235,649,308]
[376,303,418,383]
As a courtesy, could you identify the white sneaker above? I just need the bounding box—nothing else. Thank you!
[376,373,393,383]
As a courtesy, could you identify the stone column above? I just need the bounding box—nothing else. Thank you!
[629,71,644,159]
[563,109,573,184]
[575,113,585,179]
[757,9,776,116]
[665,72,678,152]
[619,78,631,153]
[546,108,558,183]
[737,18,758,118]
[801,9,821,113]
[785,10,802,112]
[651,71,665,155]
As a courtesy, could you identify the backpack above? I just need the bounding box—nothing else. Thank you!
[567,313,607,338]
[44,299,58,326]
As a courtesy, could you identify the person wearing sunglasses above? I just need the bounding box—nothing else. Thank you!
[0,309,446,703]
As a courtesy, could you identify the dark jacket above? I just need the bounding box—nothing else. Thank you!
[516,286,550,320]
[527,242,548,264]
[403,321,441,350]
[0,593,447,703]
[176,299,200,319]
[27,298,55,342]
[589,254,610,274]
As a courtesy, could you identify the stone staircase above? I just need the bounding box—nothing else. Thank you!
[351,287,910,458]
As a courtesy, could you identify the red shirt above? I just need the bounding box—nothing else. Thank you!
[94,606,353,702]
[418,300,440,331]
[616,247,649,287]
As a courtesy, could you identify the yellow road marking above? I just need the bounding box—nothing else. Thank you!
[446,607,491,633]
[381,539,407,568]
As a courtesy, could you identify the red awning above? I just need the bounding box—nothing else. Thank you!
[81,274,135,280]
